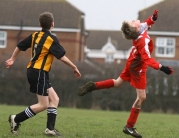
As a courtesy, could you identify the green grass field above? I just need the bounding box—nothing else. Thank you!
[0,105,178,138]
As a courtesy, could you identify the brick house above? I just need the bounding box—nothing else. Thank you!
[139,0,179,66]
[0,0,86,63]
[85,30,131,64]
[85,0,179,67]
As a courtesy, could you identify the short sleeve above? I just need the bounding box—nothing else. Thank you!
[49,35,66,59]
[17,34,32,51]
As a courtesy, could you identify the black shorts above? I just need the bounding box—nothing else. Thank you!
[27,68,51,96]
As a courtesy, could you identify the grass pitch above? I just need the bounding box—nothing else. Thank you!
[0,105,178,138]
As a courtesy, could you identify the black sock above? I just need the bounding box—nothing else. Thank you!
[47,107,57,130]
[15,107,36,123]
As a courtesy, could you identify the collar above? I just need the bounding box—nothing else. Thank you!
[138,25,144,34]
[41,29,51,34]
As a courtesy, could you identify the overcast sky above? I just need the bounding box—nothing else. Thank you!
[67,0,163,30]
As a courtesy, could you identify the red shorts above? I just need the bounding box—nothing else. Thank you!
[120,65,147,89]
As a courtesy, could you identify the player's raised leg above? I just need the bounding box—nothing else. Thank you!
[78,77,125,96]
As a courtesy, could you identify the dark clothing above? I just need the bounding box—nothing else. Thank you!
[27,68,51,96]
[18,29,65,95]
[17,29,66,72]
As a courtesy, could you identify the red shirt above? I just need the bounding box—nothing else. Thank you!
[127,16,160,74]
[120,16,160,89]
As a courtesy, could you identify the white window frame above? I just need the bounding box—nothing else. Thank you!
[155,37,175,58]
[105,53,114,63]
[0,31,7,48]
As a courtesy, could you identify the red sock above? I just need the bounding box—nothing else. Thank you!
[95,79,114,89]
[126,108,140,128]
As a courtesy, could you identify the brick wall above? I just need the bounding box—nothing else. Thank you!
[0,30,85,63]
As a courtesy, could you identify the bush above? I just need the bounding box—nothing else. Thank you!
[1,60,179,113]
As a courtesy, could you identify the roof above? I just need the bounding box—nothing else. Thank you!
[157,59,179,67]
[86,30,132,50]
[0,0,84,29]
[138,0,179,32]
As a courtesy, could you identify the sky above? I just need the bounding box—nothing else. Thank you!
[67,0,163,30]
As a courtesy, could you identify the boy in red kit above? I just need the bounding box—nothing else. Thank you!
[78,10,173,138]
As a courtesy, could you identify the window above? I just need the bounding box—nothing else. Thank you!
[0,31,7,48]
[105,53,114,63]
[155,37,175,57]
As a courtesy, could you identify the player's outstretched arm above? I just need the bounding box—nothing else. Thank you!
[60,55,81,78]
[5,47,21,68]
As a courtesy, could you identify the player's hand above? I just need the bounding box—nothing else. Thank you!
[73,68,81,78]
[5,58,14,68]
[160,65,174,75]
[152,9,158,21]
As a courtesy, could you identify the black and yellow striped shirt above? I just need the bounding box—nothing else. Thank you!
[17,29,66,72]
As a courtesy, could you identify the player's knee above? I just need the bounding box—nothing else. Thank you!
[51,96,60,106]
[140,95,146,102]
[143,94,146,100]
[55,96,60,104]
[114,78,124,87]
